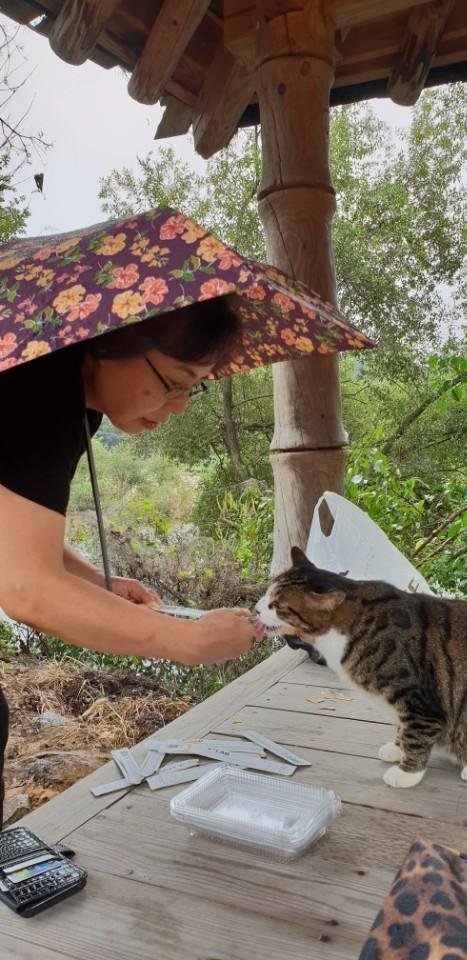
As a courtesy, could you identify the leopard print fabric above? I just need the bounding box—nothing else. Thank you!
[359,838,467,960]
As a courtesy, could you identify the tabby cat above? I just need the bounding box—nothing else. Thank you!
[256,547,466,788]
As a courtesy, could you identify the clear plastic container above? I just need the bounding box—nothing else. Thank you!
[170,765,341,861]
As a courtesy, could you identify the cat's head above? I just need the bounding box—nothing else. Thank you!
[256,547,353,642]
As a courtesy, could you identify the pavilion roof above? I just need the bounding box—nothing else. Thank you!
[1,0,466,156]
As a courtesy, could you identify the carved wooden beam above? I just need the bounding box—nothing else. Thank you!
[154,95,194,140]
[0,0,38,24]
[387,0,455,105]
[192,45,256,158]
[128,0,211,105]
[48,0,122,65]
[334,0,425,29]
[224,0,427,58]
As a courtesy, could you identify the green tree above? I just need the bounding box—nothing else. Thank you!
[0,152,28,241]
[330,86,465,374]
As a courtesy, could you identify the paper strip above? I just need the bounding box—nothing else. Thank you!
[91,777,130,797]
[111,748,144,785]
[146,762,215,791]
[243,731,311,767]
[140,751,166,778]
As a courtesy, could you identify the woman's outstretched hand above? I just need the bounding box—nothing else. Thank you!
[181,607,263,665]
[110,576,161,606]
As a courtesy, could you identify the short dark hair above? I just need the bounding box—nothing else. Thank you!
[85,295,240,369]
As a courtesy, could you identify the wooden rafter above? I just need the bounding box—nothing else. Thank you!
[0,0,38,23]
[334,0,425,29]
[224,0,428,58]
[192,45,256,158]
[154,95,194,140]
[387,0,455,105]
[48,0,122,65]
[127,0,211,106]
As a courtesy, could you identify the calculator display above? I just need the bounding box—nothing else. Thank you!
[7,858,62,885]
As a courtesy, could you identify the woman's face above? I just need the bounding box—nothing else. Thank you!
[83,348,214,434]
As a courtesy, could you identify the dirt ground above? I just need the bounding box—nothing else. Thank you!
[1,657,191,824]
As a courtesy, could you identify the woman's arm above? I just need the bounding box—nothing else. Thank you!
[63,544,160,604]
[0,486,254,665]
[63,544,106,587]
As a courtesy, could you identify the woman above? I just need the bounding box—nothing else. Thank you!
[0,295,257,826]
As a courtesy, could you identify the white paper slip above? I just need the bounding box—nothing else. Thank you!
[233,757,297,776]
[111,748,144,785]
[147,740,263,762]
[184,745,260,764]
[92,777,130,797]
[140,751,166,779]
[147,762,215,791]
[199,739,264,754]
[147,739,190,753]
[243,731,311,767]
[163,758,200,771]
[157,605,205,619]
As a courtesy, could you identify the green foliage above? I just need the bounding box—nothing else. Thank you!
[0,154,28,242]
[99,130,264,260]
[330,86,465,374]
[0,619,14,654]
[345,441,465,594]
[215,485,274,579]
[69,436,195,521]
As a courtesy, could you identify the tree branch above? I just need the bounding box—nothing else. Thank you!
[381,374,464,454]
[412,502,467,557]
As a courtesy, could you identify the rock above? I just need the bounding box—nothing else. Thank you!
[4,793,31,825]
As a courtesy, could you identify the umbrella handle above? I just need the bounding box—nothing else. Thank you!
[84,412,112,592]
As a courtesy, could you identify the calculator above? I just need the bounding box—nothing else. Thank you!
[0,827,87,917]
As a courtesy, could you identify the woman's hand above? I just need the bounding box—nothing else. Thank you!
[178,607,258,665]
[110,576,161,606]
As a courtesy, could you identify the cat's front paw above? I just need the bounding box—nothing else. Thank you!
[383,765,426,789]
[378,742,402,763]
[461,766,467,782]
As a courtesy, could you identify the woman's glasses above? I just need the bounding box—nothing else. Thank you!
[145,356,207,399]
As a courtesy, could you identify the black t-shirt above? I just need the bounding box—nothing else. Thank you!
[0,345,102,516]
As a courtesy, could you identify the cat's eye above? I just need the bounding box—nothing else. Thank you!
[268,603,274,609]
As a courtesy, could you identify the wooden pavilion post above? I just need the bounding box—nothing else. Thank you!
[255,1,346,573]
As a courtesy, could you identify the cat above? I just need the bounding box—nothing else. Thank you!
[256,547,466,789]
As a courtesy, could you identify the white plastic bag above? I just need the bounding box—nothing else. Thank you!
[306,492,432,594]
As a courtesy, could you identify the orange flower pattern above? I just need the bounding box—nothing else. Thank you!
[0,207,373,378]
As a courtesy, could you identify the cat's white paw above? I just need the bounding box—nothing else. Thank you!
[378,742,402,763]
[461,765,467,781]
[383,765,426,789]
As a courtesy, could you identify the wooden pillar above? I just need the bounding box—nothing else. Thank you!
[255,2,346,573]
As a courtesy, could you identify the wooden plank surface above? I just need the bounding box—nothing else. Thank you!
[0,935,72,959]
[17,647,306,840]
[1,642,464,960]
[1,784,463,959]
[282,662,350,687]
[252,681,397,723]
[214,705,457,770]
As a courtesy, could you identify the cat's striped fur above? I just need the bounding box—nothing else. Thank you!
[256,548,466,788]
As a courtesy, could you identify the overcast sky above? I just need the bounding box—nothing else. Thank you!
[5,15,413,239]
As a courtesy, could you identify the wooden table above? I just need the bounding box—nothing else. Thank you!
[1,647,465,960]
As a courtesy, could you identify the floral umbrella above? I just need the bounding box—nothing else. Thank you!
[0,207,374,374]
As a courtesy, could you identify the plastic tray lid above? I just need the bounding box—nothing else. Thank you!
[170,765,341,853]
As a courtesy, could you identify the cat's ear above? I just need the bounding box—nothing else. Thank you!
[304,590,346,613]
[291,546,313,568]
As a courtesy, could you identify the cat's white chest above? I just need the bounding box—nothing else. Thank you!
[315,627,398,724]
[314,628,349,680]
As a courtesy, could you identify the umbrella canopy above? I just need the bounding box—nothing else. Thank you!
[0,208,373,375]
